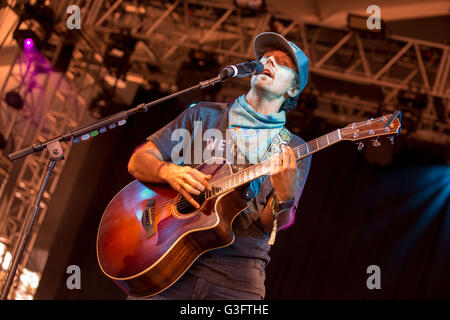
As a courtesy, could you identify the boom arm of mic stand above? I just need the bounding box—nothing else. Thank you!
[8,74,225,161]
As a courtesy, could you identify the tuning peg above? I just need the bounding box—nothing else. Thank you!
[357,142,364,151]
[371,138,381,147]
[388,136,395,145]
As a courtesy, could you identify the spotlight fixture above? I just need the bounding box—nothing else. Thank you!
[13,28,41,50]
[234,0,265,11]
[13,1,55,50]
[347,13,385,34]
[23,37,34,50]
[233,0,266,16]
[4,90,24,110]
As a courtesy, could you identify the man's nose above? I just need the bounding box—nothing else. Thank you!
[266,56,276,68]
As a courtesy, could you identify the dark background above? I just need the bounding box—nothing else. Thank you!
[34,91,450,300]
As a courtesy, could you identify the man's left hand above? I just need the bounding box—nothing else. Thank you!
[269,145,300,202]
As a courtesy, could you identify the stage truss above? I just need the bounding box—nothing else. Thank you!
[67,0,449,145]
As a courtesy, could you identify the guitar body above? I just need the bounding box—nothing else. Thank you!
[96,157,248,297]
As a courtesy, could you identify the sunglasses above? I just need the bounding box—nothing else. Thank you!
[260,51,296,73]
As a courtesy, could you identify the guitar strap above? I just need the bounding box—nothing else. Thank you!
[256,126,293,187]
[263,126,293,160]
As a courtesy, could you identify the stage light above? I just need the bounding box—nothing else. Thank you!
[347,14,385,34]
[234,0,265,10]
[13,1,55,50]
[24,38,34,50]
[4,90,24,110]
[13,28,41,50]
[233,0,266,16]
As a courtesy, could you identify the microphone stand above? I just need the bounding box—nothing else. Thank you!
[0,72,228,300]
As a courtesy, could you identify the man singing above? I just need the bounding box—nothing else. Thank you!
[128,32,311,300]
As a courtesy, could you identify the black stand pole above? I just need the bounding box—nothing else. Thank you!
[0,141,63,300]
[0,73,226,300]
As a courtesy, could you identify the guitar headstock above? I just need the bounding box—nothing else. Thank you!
[340,112,402,142]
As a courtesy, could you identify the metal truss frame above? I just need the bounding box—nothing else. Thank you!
[0,0,447,299]
[62,0,448,144]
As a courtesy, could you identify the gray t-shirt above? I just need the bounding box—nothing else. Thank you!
[147,101,311,297]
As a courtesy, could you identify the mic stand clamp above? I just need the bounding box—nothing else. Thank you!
[199,75,227,88]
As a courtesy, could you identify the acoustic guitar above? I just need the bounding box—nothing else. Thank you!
[96,113,401,297]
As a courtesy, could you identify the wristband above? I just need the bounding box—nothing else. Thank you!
[273,194,295,211]
[268,194,294,246]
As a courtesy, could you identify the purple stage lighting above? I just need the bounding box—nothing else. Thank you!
[24,38,34,50]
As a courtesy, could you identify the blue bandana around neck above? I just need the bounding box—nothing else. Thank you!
[228,95,286,164]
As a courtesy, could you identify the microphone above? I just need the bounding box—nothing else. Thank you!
[220,60,264,79]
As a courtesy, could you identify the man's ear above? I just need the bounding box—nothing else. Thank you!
[287,85,300,98]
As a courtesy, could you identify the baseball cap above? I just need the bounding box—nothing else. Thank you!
[253,32,309,95]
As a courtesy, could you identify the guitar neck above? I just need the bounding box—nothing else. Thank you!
[206,129,342,198]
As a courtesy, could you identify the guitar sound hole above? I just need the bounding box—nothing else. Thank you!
[176,192,206,214]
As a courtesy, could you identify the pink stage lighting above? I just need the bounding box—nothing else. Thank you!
[24,38,34,50]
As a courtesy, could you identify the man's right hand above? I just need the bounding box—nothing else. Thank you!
[160,164,212,209]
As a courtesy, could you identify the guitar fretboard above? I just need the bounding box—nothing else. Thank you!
[205,129,341,199]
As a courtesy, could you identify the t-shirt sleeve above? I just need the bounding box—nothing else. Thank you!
[146,106,198,164]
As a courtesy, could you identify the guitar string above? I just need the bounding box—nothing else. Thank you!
[205,115,395,192]
[139,124,395,216]
[143,121,395,214]
[156,116,390,209]
[143,123,395,215]
[199,129,343,189]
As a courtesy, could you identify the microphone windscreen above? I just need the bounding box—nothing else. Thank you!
[251,60,264,74]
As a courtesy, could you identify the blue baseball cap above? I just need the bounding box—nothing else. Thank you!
[253,32,309,95]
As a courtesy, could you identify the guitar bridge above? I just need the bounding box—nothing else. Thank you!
[142,199,156,238]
